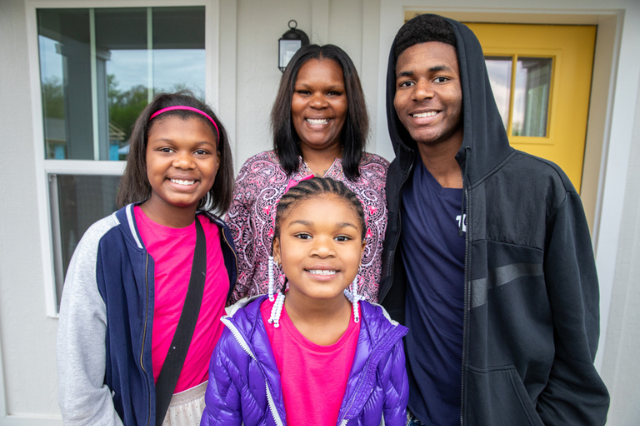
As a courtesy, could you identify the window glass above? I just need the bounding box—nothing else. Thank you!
[38,6,206,309]
[38,9,91,160]
[37,7,205,161]
[484,56,512,131]
[49,174,121,308]
[513,57,552,137]
[152,7,206,96]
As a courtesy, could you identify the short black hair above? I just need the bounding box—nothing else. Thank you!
[394,14,457,60]
[116,91,234,215]
[271,44,369,181]
[273,177,366,243]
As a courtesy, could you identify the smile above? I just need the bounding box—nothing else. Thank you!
[307,269,337,275]
[170,179,196,186]
[306,118,329,125]
[411,111,438,118]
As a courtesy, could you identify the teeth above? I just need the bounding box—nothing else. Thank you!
[412,111,438,118]
[308,270,337,275]
[307,118,329,125]
[171,179,195,186]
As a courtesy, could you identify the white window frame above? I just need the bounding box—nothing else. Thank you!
[26,0,221,317]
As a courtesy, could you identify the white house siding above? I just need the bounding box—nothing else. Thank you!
[0,0,638,424]
[0,0,61,423]
[232,0,381,171]
[601,76,640,426]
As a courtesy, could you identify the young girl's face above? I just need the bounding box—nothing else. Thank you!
[145,116,219,211]
[273,194,366,302]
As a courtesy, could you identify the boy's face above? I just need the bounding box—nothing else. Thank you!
[393,41,463,149]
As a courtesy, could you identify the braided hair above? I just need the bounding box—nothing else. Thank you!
[274,177,366,244]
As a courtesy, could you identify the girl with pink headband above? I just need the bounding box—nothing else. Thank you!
[57,91,237,426]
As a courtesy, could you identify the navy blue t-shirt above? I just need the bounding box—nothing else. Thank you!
[401,158,465,425]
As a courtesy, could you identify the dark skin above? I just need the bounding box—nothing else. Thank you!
[285,290,352,346]
[141,116,220,228]
[272,195,366,345]
[394,42,464,188]
[292,59,348,177]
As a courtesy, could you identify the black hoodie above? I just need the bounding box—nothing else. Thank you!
[379,16,610,426]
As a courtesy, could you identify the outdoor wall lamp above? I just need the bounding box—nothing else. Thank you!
[278,20,309,72]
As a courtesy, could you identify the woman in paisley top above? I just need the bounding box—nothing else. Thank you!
[228,44,389,303]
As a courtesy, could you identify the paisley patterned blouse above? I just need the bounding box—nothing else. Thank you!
[227,150,389,303]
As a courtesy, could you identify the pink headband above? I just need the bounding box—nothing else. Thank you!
[149,106,220,143]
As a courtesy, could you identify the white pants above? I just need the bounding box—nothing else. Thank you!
[162,381,208,426]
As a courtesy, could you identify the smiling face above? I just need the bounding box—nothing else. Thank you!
[291,58,348,157]
[144,115,219,224]
[273,194,366,302]
[394,42,463,149]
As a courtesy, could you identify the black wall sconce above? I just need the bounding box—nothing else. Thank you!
[278,20,309,72]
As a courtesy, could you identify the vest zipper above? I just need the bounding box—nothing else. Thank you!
[141,253,152,426]
[221,317,285,426]
[460,154,470,426]
[335,326,402,425]
[265,382,284,426]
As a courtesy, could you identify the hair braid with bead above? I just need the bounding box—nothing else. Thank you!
[273,177,366,244]
[268,177,367,324]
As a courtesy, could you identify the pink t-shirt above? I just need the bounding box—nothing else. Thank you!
[135,206,229,393]
[260,298,360,425]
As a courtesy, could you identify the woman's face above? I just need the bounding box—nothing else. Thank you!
[291,58,348,156]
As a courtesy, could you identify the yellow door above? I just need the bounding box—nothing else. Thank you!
[463,23,596,193]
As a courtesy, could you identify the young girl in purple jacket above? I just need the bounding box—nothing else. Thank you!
[201,177,408,426]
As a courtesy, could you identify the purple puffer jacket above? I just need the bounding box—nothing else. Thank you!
[200,295,409,426]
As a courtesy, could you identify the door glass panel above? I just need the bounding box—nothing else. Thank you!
[513,57,552,137]
[484,56,512,131]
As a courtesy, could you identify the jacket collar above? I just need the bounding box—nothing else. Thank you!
[114,203,226,251]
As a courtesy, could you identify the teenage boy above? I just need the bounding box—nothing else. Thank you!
[379,14,610,426]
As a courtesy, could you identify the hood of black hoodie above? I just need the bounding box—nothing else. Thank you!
[385,16,514,187]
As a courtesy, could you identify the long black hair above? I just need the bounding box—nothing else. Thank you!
[116,91,234,214]
[271,44,369,180]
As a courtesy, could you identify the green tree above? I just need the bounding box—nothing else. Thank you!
[108,76,149,142]
[42,76,64,119]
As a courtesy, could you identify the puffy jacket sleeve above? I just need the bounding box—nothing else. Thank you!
[201,328,243,426]
[226,157,258,303]
[57,218,124,426]
[537,191,610,425]
[378,337,409,426]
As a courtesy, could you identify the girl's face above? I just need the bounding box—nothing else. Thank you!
[145,116,219,212]
[273,194,366,302]
[291,58,348,155]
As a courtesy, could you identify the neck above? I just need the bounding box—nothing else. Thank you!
[283,288,351,345]
[140,197,198,228]
[300,144,342,177]
[417,136,463,189]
